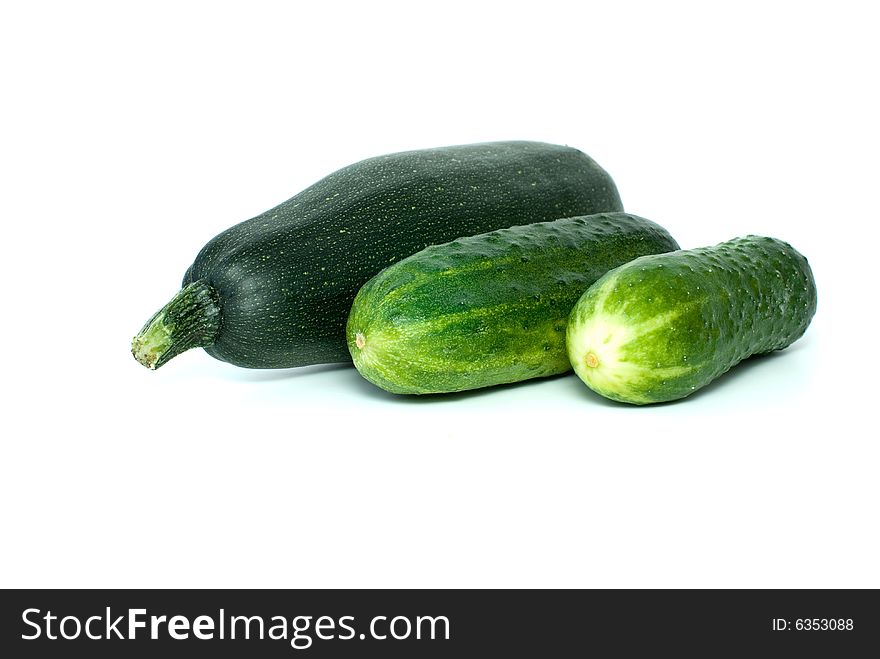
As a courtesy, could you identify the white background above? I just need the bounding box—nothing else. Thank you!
[1,1,877,588]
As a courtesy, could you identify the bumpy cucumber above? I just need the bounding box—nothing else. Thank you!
[347,213,679,394]
[566,236,817,404]
[131,141,623,370]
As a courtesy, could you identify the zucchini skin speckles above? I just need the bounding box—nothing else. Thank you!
[347,213,679,394]
[566,236,817,404]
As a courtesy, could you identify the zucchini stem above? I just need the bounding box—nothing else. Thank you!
[131,280,221,370]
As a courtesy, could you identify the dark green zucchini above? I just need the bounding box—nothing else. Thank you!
[347,213,679,394]
[132,141,623,369]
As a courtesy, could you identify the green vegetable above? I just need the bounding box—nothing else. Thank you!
[347,213,679,394]
[566,236,817,404]
[132,141,623,370]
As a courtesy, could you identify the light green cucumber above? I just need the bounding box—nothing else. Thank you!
[347,212,679,394]
[566,235,817,404]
